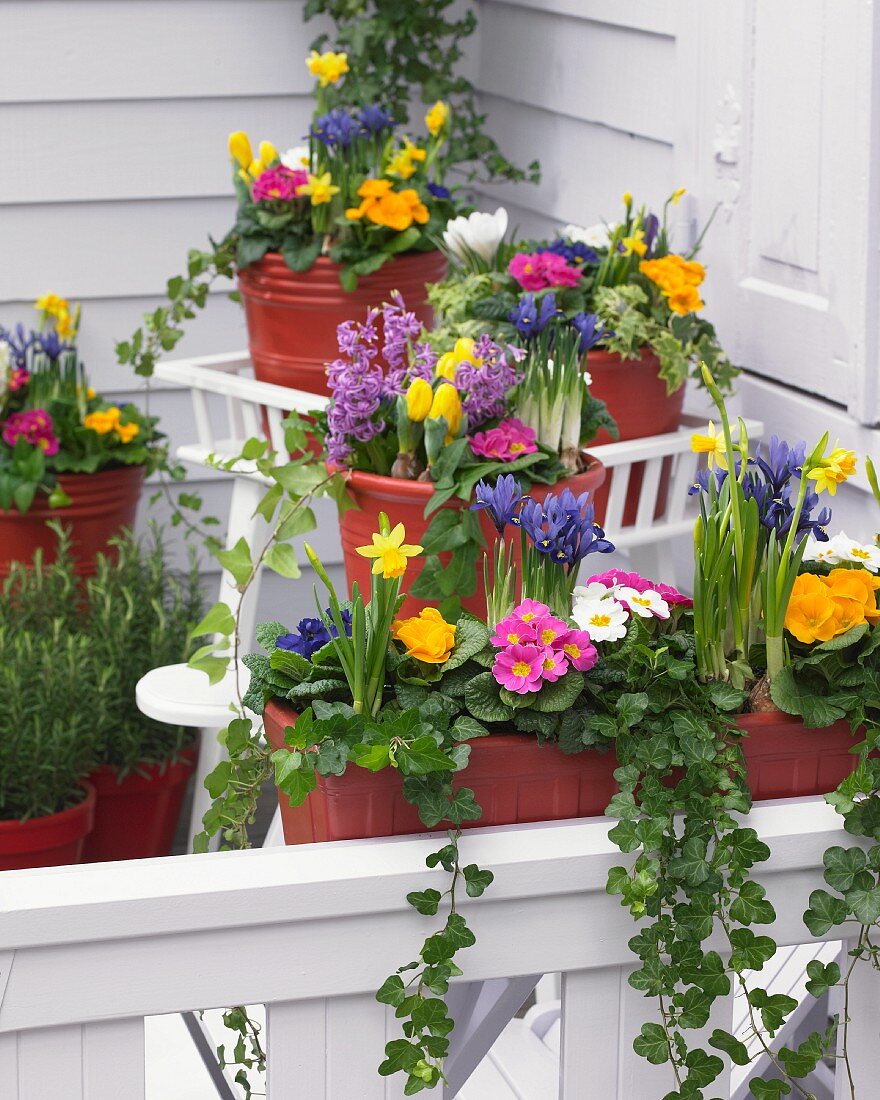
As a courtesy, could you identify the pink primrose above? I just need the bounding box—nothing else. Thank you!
[492,643,546,694]
[538,647,569,683]
[508,252,550,292]
[2,408,59,456]
[252,166,308,203]
[8,369,29,393]
[531,613,570,649]
[560,629,598,672]
[470,417,537,462]
[512,598,551,625]
[491,615,538,649]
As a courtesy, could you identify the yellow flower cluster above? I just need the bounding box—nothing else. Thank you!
[228,132,278,182]
[305,49,349,87]
[640,253,706,315]
[345,179,429,231]
[808,447,857,496]
[435,337,481,382]
[35,293,78,339]
[425,100,449,138]
[785,569,880,644]
[83,406,139,444]
[387,138,427,181]
[392,607,456,664]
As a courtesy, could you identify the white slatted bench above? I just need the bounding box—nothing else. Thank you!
[0,800,874,1099]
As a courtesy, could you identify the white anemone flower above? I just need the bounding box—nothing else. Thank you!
[571,596,629,642]
[443,207,508,266]
[561,222,613,250]
[616,586,671,620]
[280,145,311,171]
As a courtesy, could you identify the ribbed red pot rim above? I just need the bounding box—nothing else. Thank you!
[238,250,447,289]
[0,464,145,518]
[0,782,95,841]
[88,743,199,794]
[736,710,833,732]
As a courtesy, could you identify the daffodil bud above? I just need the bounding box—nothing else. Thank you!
[259,140,278,166]
[435,352,457,381]
[228,131,253,169]
[405,378,433,422]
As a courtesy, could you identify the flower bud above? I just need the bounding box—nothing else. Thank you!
[405,377,433,422]
[435,352,457,381]
[259,140,278,166]
[428,383,462,443]
[228,131,253,169]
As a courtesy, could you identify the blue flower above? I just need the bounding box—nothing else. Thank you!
[427,180,451,200]
[643,214,659,256]
[358,104,395,136]
[0,324,37,369]
[310,108,360,149]
[471,474,525,534]
[36,329,71,361]
[570,312,612,355]
[275,608,353,660]
[508,293,558,337]
[520,489,615,566]
[541,239,599,266]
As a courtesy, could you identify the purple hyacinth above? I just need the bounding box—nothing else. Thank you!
[325,310,387,464]
[455,334,523,429]
[379,293,435,397]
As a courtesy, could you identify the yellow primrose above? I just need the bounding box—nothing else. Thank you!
[392,607,456,664]
[667,284,704,315]
[808,447,857,496]
[425,100,450,137]
[428,383,462,443]
[621,230,647,257]
[306,49,349,87]
[84,407,121,435]
[299,172,340,206]
[356,522,423,579]
[405,377,433,422]
[228,131,253,170]
[690,422,728,470]
[258,140,278,166]
[785,590,840,644]
[115,421,140,444]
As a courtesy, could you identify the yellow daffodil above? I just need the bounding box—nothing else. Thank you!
[425,100,450,137]
[305,49,349,86]
[35,293,69,318]
[356,522,423,579]
[299,172,340,206]
[392,607,456,663]
[621,230,647,257]
[428,383,462,443]
[808,447,857,496]
[404,378,433,422]
[228,131,253,170]
[690,422,728,470]
[671,187,687,205]
[258,140,278,166]
[86,387,96,400]
[387,139,427,180]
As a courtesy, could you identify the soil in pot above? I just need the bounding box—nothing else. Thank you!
[0,464,144,579]
[83,741,200,862]
[587,348,686,528]
[264,699,618,843]
[338,456,607,619]
[238,251,447,397]
[0,783,96,871]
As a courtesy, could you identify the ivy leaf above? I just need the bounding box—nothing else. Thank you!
[804,959,841,998]
[749,1079,792,1099]
[778,1032,824,1078]
[709,1029,751,1066]
[846,878,880,924]
[823,845,866,893]
[352,743,392,772]
[804,888,849,935]
[265,542,301,579]
[729,881,775,925]
[446,787,482,825]
[462,864,494,897]
[407,889,442,916]
[395,736,456,776]
[451,715,489,741]
[683,1048,724,1088]
[632,1022,669,1065]
[376,975,407,1007]
[747,990,798,1035]
[616,692,649,728]
[669,837,710,887]
[215,536,253,588]
[729,928,776,973]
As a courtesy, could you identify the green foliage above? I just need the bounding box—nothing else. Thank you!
[304,0,538,187]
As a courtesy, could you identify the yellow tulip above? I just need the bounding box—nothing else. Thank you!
[405,378,433,422]
[452,337,480,364]
[428,383,462,443]
[435,352,458,381]
[258,140,278,166]
[228,131,253,169]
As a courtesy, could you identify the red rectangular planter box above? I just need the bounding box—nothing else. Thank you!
[263,701,861,846]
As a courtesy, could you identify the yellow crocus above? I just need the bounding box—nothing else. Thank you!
[405,378,433,422]
[690,422,728,470]
[258,140,278,166]
[228,131,253,170]
[425,100,450,137]
[356,522,423,579]
[428,383,462,443]
[299,172,340,206]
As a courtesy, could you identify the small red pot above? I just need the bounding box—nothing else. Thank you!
[0,783,95,871]
[264,700,618,843]
[0,464,144,579]
[238,250,447,397]
[737,711,859,799]
[587,348,686,528]
[82,742,199,862]
[338,457,607,618]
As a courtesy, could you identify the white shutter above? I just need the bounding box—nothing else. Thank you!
[676,0,880,423]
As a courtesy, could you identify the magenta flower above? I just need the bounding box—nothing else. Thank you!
[654,582,693,608]
[8,368,29,393]
[508,251,583,291]
[512,598,551,625]
[2,409,59,456]
[531,612,570,649]
[492,643,546,694]
[538,647,569,682]
[470,417,537,462]
[252,166,308,203]
[538,251,582,288]
[490,615,538,648]
[586,569,692,608]
[560,629,599,671]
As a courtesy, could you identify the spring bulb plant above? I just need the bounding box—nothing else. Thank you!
[225,51,458,289]
[427,187,737,397]
[0,297,161,513]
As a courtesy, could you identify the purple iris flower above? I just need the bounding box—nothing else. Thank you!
[0,325,37,369]
[276,609,353,660]
[643,214,659,256]
[519,489,615,564]
[570,312,612,355]
[358,104,395,135]
[311,108,360,149]
[427,180,451,200]
[508,293,558,337]
[36,329,71,361]
[471,474,525,535]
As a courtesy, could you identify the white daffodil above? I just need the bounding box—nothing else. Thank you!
[571,596,629,642]
[443,207,508,267]
[561,222,613,250]
[616,586,671,620]
[280,145,311,171]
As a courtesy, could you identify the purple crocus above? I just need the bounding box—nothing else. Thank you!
[471,474,525,534]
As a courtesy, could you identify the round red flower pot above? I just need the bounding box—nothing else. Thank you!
[264,700,618,843]
[0,464,144,580]
[238,250,447,397]
[338,456,607,619]
[737,711,859,799]
[0,783,96,871]
[82,741,199,862]
[587,348,686,529]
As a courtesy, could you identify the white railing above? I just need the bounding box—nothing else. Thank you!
[0,798,875,1099]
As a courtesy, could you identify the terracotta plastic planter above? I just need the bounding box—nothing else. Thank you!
[264,700,618,843]
[238,250,447,397]
[0,464,144,579]
[0,783,95,871]
[737,711,859,799]
[337,456,607,618]
[83,741,199,862]
[587,348,686,528]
